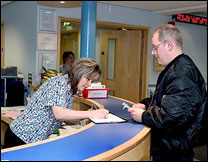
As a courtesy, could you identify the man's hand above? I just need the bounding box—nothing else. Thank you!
[128,107,145,123]
[132,103,146,110]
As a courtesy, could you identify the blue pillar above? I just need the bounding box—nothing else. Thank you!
[80,1,96,59]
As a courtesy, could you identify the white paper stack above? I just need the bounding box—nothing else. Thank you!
[87,82,106,89]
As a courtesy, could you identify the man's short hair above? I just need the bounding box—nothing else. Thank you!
[154,24,183,50]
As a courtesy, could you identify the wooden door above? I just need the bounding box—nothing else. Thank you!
[100,30,146,103]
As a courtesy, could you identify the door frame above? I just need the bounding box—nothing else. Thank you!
[57,17,150,99]
[1,22,5,68]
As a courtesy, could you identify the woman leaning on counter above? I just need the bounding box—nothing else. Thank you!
[4,57,109,148]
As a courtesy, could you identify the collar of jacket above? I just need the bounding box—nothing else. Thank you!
[165,53,185,71]
[156,53,184,88]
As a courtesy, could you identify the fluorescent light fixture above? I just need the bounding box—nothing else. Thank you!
[44,11,52,14]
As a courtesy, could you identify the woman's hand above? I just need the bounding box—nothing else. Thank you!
[52,106,109,121]
[89,109,109,119]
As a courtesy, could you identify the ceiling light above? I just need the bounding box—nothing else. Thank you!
[60,1,65,4]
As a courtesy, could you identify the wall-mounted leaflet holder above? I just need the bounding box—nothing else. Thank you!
[28,73,32,87]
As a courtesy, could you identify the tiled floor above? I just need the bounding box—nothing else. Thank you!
[193,145,207,161]
[140,145,207,161]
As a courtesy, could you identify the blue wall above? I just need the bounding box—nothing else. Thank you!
[1,2,207,89]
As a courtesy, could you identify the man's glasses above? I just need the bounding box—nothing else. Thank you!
[152,41,167,52]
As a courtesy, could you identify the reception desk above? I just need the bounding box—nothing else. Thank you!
[1,96,151,161]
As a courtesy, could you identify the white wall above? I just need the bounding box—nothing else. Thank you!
[1,1,37,86]
[1,2,207,88]
[177,22,207,81]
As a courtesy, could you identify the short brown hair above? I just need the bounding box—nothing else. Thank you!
[67,57,102,94]
[153,24,183,50]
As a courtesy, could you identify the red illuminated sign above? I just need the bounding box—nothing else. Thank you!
[172,14,207,26]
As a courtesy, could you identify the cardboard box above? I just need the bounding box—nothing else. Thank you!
[82,88,109,99]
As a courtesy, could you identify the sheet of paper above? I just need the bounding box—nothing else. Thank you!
[90,113,126,124]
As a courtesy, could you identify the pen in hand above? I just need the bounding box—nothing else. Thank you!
[101,103,105,109]
[90,104,109,119]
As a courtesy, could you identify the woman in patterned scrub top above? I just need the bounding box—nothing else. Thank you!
[4,57,109,148]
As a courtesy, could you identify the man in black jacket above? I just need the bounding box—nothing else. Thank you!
[128,24,207,161]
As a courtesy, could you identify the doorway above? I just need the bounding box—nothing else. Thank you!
[59,22,81,66]
[58,17,149,103]
[60,31,79,64]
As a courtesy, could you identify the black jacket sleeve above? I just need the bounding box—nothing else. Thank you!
[142,74,202,130]
[140,97,151,110]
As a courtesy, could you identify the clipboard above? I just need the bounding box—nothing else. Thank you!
[89,113,127,124]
